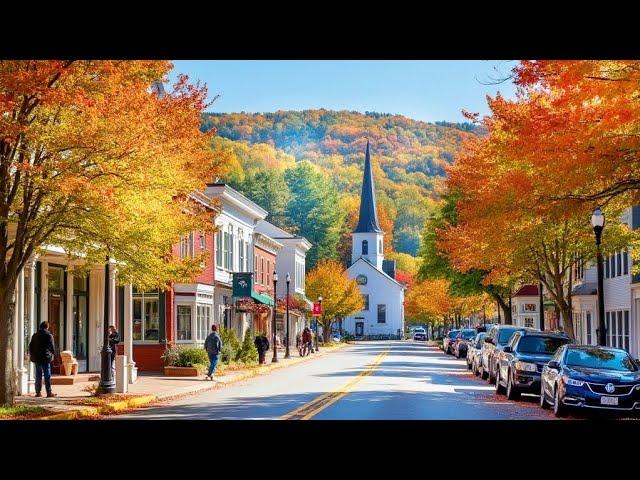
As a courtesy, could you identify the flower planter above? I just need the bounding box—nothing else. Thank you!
[163,366,200,377]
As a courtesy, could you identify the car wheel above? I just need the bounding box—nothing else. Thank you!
[488,363,496,384]
[467,358,472,370]
[495,368,505,394]
[553,385,566,418]
[473,361,480,376]
[540,384,549,409]
[506,371,520,400]
[480,363,488,380]
[455,349,460,359]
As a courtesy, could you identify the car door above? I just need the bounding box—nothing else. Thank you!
[501,333,520,382]
[542,346,564,397]
[483,327,497,370]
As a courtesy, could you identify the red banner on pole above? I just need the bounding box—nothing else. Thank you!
[312,303,322,316]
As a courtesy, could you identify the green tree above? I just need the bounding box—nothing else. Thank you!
[284,161,345,268]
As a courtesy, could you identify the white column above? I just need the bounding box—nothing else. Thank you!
[89,266,104,371]
[27,258,37,393]
[109,265,117,327]
[15,268,27,394]
[123,284,137,383]
[66,272,74,353]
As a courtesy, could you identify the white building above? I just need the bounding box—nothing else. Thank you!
[204,183,268,341]
[511,285,541,329]
[343,141,405,339]
[254,220,313,344]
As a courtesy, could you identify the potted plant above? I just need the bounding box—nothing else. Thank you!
[162,344,209,376]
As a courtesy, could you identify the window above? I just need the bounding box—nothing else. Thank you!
[362,240,368,255]
[180,233,194,258]
[133,291,159,342]
[200,233,206,253]
[624,250,629,275]
[216,229,222,268]
[524,317,534,328]
[624,310,630,351]
[48,265,65,291]
[586,311,592,345]
[362,294,369,311]
[606,256,610,278]
[223,228,229,270]
[228,225,234,271]
[254,256,258,283]
[618,310,623,348]
[197,304,211,342]
[377,304,386,323]
[295,261,304,290]
[244,240,250,272]
[177,305,192,341]
[617,251,622,276]
[238,230,244,272]
[261,257,265,285]
[266,260,270,285]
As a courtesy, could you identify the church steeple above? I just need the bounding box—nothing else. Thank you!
[354,140,383,234]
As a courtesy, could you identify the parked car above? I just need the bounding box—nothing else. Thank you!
[413,328,427,341]
[443,329,460,354]
[540,344,640,417]
[452,328,477,358]
[480,325,535,383]
[467,332,487,374]
[494,330,571,399]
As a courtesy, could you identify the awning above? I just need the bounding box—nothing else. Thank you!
[251,290,274,307]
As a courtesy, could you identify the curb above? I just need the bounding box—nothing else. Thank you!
[37,343,350,419]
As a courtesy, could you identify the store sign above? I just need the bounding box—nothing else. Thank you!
[232,272,253,298]
[312,303,322,316]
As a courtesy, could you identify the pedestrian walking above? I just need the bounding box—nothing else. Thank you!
[108,325,120,371]
[254,332,270,364]
[204,324,222,380]
[28,321,57,398]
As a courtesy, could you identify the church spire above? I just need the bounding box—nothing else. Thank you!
[354,139,383,233]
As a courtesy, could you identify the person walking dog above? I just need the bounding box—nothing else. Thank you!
[204,324,222,380]
[28,321,57,398]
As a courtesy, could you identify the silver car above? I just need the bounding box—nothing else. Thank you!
[467,332,487,375]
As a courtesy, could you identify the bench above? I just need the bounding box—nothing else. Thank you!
[60,350,79,376]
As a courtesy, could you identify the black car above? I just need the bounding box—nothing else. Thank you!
[540,345,640,417]
[480,325,535,383]
[452,328,477,359]
[443,329,460,355]
[495,330,571,400]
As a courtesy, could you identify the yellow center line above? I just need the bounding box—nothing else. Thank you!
[280,349,389,420]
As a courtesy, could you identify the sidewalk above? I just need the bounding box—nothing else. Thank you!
[13,342,349,420]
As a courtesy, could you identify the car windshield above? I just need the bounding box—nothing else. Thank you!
[497,328,519,344]
[566,348,638,372]
[447,331,459,338]
[461,330,476,339]
[517,336,569,354]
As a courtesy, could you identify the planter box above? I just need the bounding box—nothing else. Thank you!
[163,366,200,377]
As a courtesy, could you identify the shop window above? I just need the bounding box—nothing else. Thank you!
[197,304,211,342]
[177,305,192,341]
[133,291,159,341]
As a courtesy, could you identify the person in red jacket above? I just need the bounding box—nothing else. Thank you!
[302,327,313,352]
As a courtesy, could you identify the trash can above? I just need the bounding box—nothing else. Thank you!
[116,354,128,393]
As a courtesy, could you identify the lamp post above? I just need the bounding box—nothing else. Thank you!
[285,273,291,359]
[99,255,115,394]
[592,207,607,346]
[316,296,322,352]
[272,272,278,363]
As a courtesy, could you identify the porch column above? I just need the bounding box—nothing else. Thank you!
[66,272,74,352]
[123,284,137,383]
[27,258,37,393]
[109,265,117,327]
[15,268,27,394]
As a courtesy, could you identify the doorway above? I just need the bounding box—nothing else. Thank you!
[355,321,364,337]
[48,295,63,374]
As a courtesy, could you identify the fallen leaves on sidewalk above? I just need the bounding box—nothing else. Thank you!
[0,405,53,420]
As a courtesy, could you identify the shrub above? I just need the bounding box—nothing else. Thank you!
[220,326,241,364]
[160,342,179,366]
[236,330,258,365]
[176,347,209,370]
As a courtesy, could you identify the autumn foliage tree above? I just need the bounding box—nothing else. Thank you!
[305,260,364,342]
[0,61,221,405]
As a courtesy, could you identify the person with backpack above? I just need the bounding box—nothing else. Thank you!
[28,321,57,398]
[254,332,270,364]
[204,324,222,380]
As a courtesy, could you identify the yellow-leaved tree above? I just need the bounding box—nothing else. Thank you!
[305,260,364,342]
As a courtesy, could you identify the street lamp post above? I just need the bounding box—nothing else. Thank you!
[316,296,322,352]
[592,207,607,346]
[99,255,115,394]
[285,273,291,359]
[272,272,278,363]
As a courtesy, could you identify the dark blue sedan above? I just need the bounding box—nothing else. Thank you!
[540,344,640,417]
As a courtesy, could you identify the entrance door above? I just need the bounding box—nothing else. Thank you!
[73,295,88,372]
[48,296,63,374]
[355,322,364,337]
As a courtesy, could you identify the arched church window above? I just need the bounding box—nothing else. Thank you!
[362,240,368,255]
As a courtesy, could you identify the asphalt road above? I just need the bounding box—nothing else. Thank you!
[115,341,560,420]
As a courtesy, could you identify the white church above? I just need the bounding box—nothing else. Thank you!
[343,141,405,339]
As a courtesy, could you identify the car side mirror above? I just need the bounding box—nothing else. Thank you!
[547,361,560,370]
[503,346,512,353]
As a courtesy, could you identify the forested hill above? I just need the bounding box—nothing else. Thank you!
[201,110,479,263]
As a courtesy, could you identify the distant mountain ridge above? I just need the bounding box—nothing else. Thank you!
[201,109,479,256]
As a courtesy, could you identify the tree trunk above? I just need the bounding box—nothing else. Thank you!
[0,288,17,406]
[491,293,512,325]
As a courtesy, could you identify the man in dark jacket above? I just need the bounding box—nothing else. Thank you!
[28,321,56,398]
[203,324,222,380]
[254,332,270,364]
[108,325,120,371]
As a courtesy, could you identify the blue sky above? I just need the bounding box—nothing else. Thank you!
[169,60,518,123]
